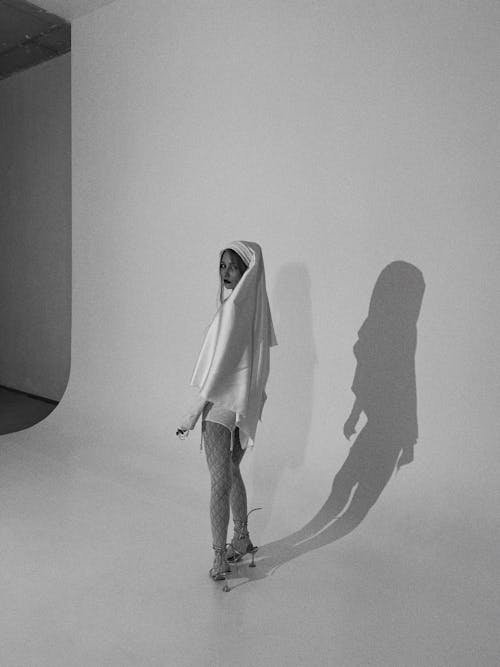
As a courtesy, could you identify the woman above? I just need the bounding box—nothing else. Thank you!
[176,241,277,581]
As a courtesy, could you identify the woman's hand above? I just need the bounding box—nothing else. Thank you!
[343,398,362,440]
[343,416,357,441]
[176,428,189,440]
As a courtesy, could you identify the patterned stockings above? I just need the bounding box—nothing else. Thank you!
[203,422,248,548]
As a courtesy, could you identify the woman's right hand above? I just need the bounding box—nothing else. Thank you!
[176,428,189,440]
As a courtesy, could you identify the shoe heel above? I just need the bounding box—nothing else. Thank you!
[249,546,258,568]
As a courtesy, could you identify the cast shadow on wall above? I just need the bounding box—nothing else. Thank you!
[252,262,316,533]
[243,261,425,584]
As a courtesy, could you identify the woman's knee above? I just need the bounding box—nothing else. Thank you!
[209,463,231,493]
[211,475,231,499]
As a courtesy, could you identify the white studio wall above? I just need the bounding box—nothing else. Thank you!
[66,0,500,514]
[1,2,499,665]
[0,54,71,401]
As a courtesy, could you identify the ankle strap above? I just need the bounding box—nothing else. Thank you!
[233,520,248,537]
[234,508,263,533]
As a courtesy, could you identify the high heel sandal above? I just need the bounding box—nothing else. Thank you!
[209,545,231,581]
[226,508,262,564]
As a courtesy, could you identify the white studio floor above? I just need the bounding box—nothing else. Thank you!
[0,407,498,667]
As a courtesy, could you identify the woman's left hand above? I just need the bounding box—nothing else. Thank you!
[343,417,357,440]
[176,428,189,440]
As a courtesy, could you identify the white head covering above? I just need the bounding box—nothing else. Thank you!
[190,241,277,449]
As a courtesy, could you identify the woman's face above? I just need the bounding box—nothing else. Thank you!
[220,250,245,290]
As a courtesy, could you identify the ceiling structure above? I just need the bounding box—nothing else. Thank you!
[0,0,115,80]
[0,0,69,80]
[29,0,116,21]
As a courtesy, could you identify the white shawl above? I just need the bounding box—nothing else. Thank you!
[190,241,277,449]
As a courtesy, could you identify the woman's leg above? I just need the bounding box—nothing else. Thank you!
[229,428,248,525]
[203,421,232,549]
[227,429,254,559]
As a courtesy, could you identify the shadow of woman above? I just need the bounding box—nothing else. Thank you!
[233,261,425,586]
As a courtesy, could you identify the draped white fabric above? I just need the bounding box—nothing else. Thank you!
[190,241,277,449]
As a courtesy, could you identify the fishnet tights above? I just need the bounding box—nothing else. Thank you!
[203,422,248,548]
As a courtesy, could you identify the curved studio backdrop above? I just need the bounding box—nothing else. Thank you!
[1,1,499,664]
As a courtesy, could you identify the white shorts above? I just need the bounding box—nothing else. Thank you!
[202,401,236,433]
